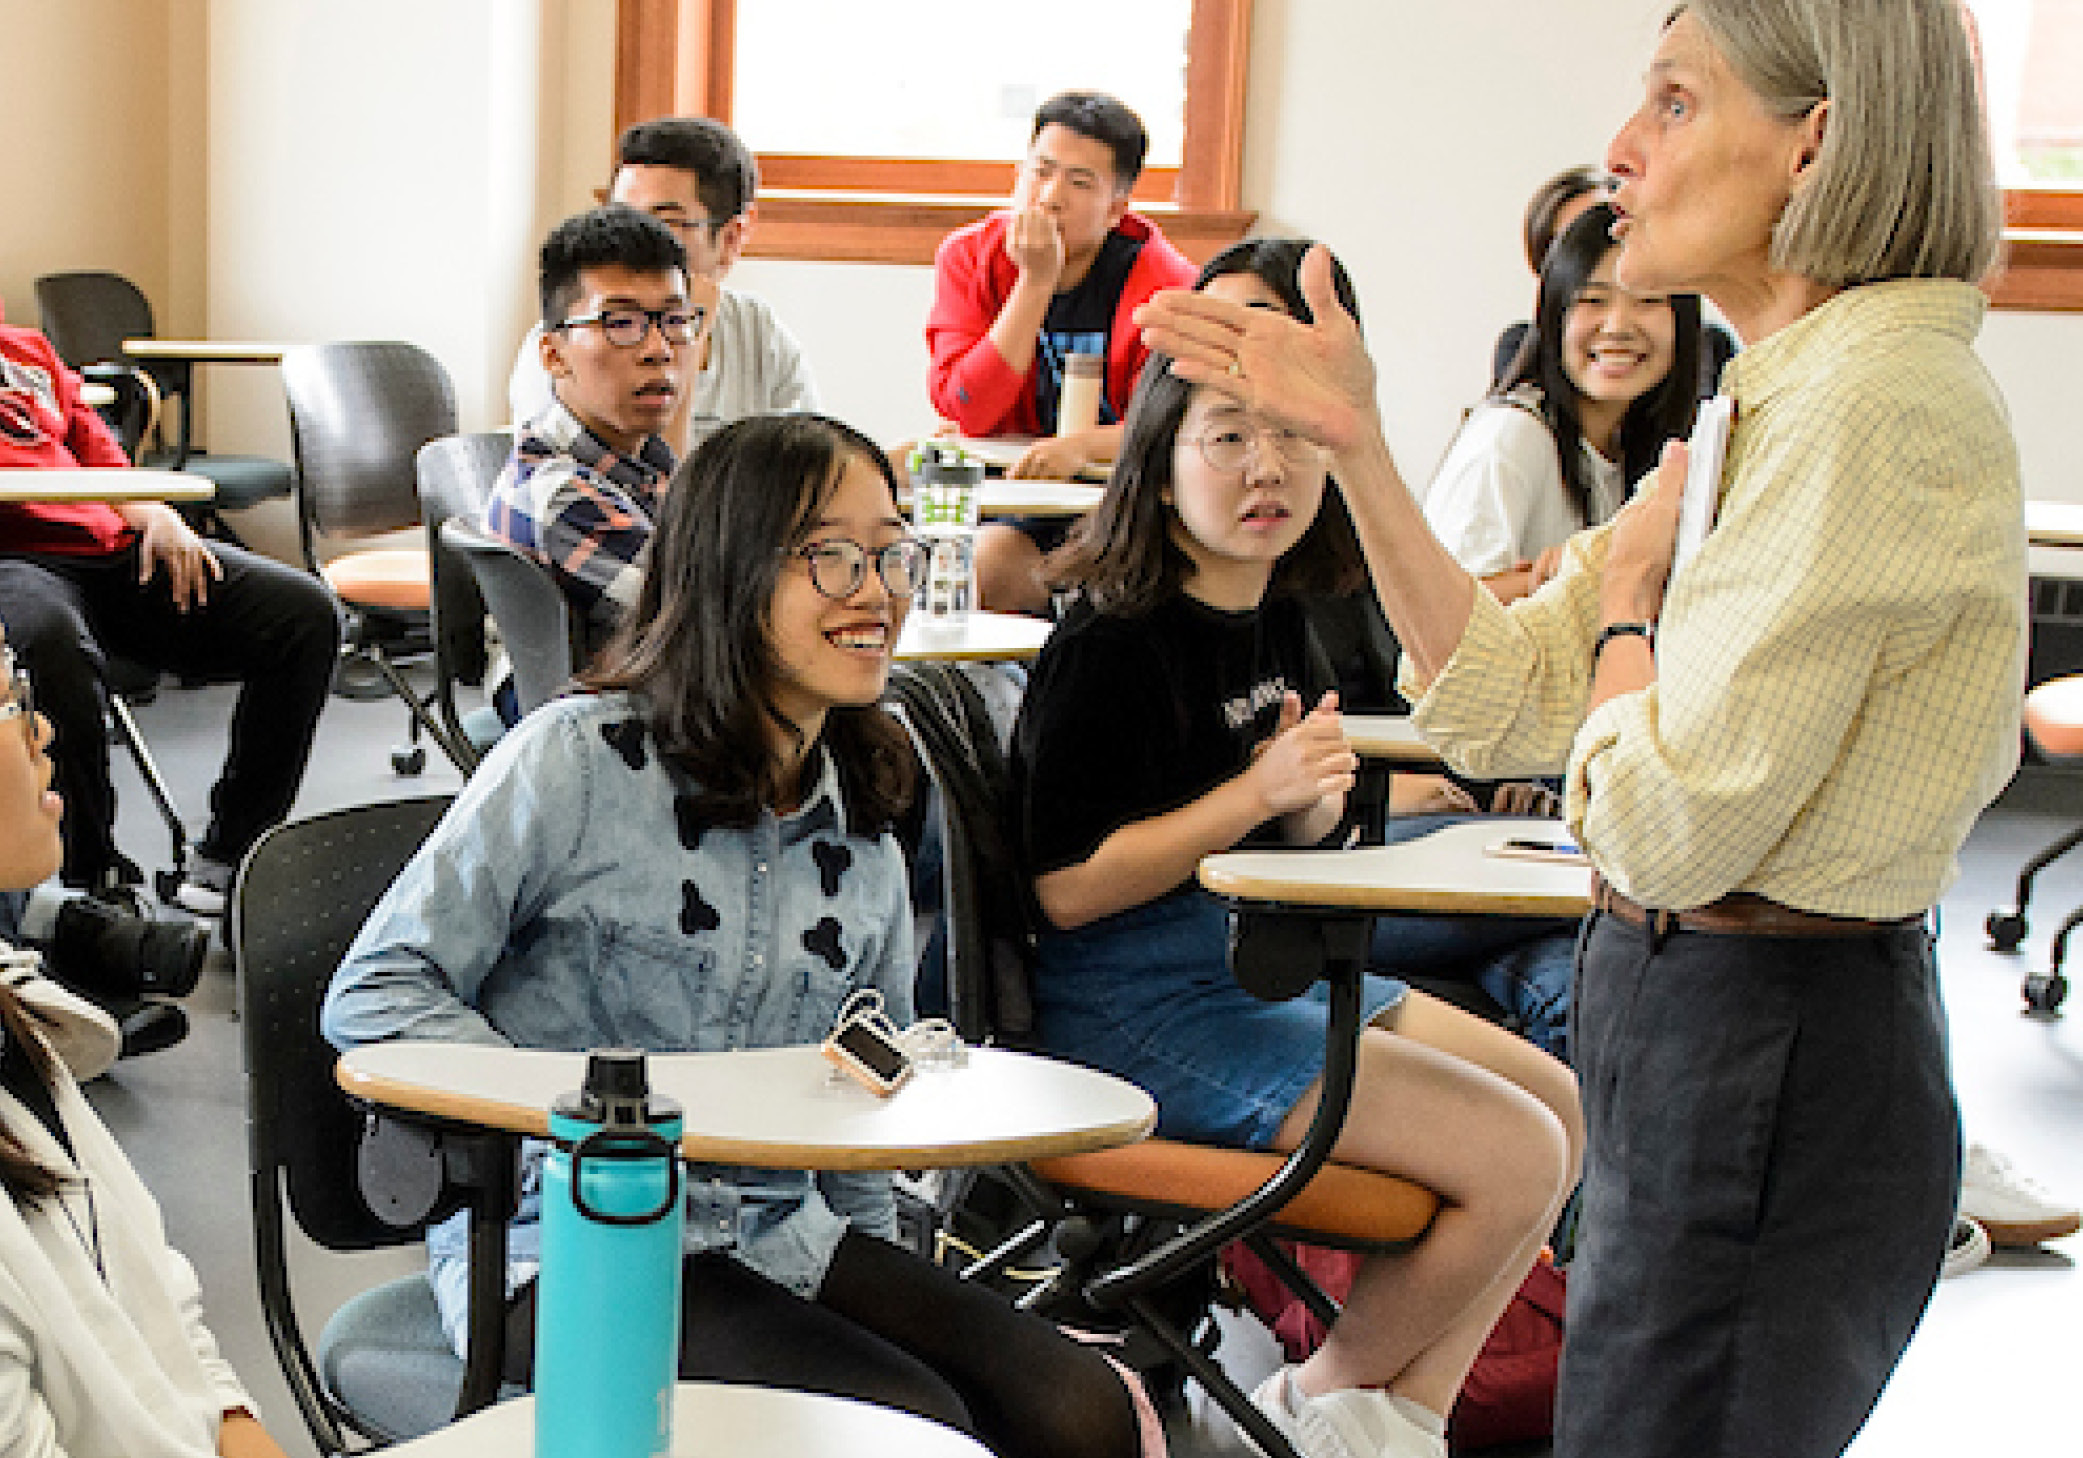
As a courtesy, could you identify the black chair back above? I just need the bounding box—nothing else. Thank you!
[33,270,189,398]
[235,795,455,1248]
[281,342,458,556]
[235,803,524,1449]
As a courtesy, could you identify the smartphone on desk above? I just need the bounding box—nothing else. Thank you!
[1484,836,1590,866]
[821,1017,914,1096]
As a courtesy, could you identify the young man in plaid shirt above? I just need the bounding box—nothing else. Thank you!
[485,206,694,658]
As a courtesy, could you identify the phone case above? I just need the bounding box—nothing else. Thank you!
[820,1028,914,1096]
[1483,837,1590,866]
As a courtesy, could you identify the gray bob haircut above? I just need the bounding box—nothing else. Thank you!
[1677,0,2000,285]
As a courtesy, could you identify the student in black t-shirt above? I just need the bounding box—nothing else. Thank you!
[1007,243,1583,1458]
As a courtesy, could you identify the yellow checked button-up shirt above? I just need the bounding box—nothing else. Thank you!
[1406,280,2025,919]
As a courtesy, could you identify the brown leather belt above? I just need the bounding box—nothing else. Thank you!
[1591,875,1924,939]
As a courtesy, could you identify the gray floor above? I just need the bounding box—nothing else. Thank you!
[80,672,2083,1457]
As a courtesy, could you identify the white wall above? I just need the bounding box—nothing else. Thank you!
[0,0,192,332]
[737,0,2083,503]
[202,0,516,459]
[11,0,2083,508]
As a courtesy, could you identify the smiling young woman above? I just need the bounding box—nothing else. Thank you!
[1425,201,1704,604]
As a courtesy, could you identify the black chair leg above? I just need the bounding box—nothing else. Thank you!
[106,691,189,884]
[2031,907,2080,1015]
[363,646,476,776]
[1124,1290,1302,1458]
[1988,823,2083,951]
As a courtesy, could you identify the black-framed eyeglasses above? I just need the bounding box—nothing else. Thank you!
[555,305,706,348]
[652,212,722,238]
[0,647,35,737]
[1192,420,1324,474]
[792,537,928,601]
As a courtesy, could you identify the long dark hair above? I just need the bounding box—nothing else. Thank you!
[1047,239,1366,615]
[0,986,63,1204]
[1497,202,1702,525]
[584,414,915,836]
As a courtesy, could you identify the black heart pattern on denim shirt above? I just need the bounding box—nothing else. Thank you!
[802,916,846,971]
[673,794,707,853]
[680,881,721,936]
[601,718,648,772]
[812,841,852,898]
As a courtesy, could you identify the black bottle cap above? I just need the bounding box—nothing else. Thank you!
[581,1048,650,1125]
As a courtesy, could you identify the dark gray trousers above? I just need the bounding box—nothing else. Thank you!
[1556,912,1957,1458]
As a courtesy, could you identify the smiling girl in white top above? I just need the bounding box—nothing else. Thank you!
[1425,203,1703,602]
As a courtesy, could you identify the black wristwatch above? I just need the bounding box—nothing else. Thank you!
[1594,621,1654,661]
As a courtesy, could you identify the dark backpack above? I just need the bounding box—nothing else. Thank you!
[884,661,1036,1044]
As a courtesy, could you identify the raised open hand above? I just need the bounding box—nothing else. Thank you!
[1136,246,1377,454]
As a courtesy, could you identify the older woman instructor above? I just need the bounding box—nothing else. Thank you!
[1140,3,2023,1456]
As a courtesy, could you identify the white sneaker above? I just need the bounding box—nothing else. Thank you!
[1941,1214,1991,1278]
[1248,1367,1445,1458]
[167,854,233,919]
[1960,1142,2081,1247]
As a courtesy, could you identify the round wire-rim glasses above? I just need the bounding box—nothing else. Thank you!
[792,537,930,602]
[1191,420,1326,474]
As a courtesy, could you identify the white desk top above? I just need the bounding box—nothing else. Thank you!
[902,480,1104,519]
[385,1381,989,1457]
[338,1043,1156,1172]
[1341,713,1443,766]
[896,609,1051,663]
[120,338,292,364]
[1200,817,1594,917]
[938,435,1110,483]
[0,468,215,503]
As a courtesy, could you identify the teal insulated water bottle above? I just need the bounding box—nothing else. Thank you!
[537,1049,685,1458]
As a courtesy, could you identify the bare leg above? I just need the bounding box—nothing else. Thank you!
[973,524,1052,616]
[1271,991,1582,1419]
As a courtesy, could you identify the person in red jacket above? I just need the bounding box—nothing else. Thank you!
[0,305,340,919]
[926,91,1196,613]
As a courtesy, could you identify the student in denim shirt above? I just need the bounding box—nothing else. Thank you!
[324,414,1137,1458]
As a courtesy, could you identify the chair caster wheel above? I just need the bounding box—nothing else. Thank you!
[2023,971,2068,1015]
[1986,911,2028,952]
[391,745,427,776]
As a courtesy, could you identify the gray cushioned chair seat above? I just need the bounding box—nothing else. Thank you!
[315,1272,467,1443]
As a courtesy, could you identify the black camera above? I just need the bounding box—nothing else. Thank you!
[51,895,207,999]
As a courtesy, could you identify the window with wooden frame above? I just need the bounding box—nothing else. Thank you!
[1968,0,2083,311]
[612,0,1256,266]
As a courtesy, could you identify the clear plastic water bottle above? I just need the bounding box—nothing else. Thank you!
[536,1050,685,1458]
[911,443,983,619]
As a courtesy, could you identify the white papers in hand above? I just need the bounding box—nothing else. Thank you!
[1674,395,1732,578]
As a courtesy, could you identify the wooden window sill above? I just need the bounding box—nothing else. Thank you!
[1988,230,2083,312]
[742,193,1258,267]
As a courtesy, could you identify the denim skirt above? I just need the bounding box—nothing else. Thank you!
[1032,888,1408,1150]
